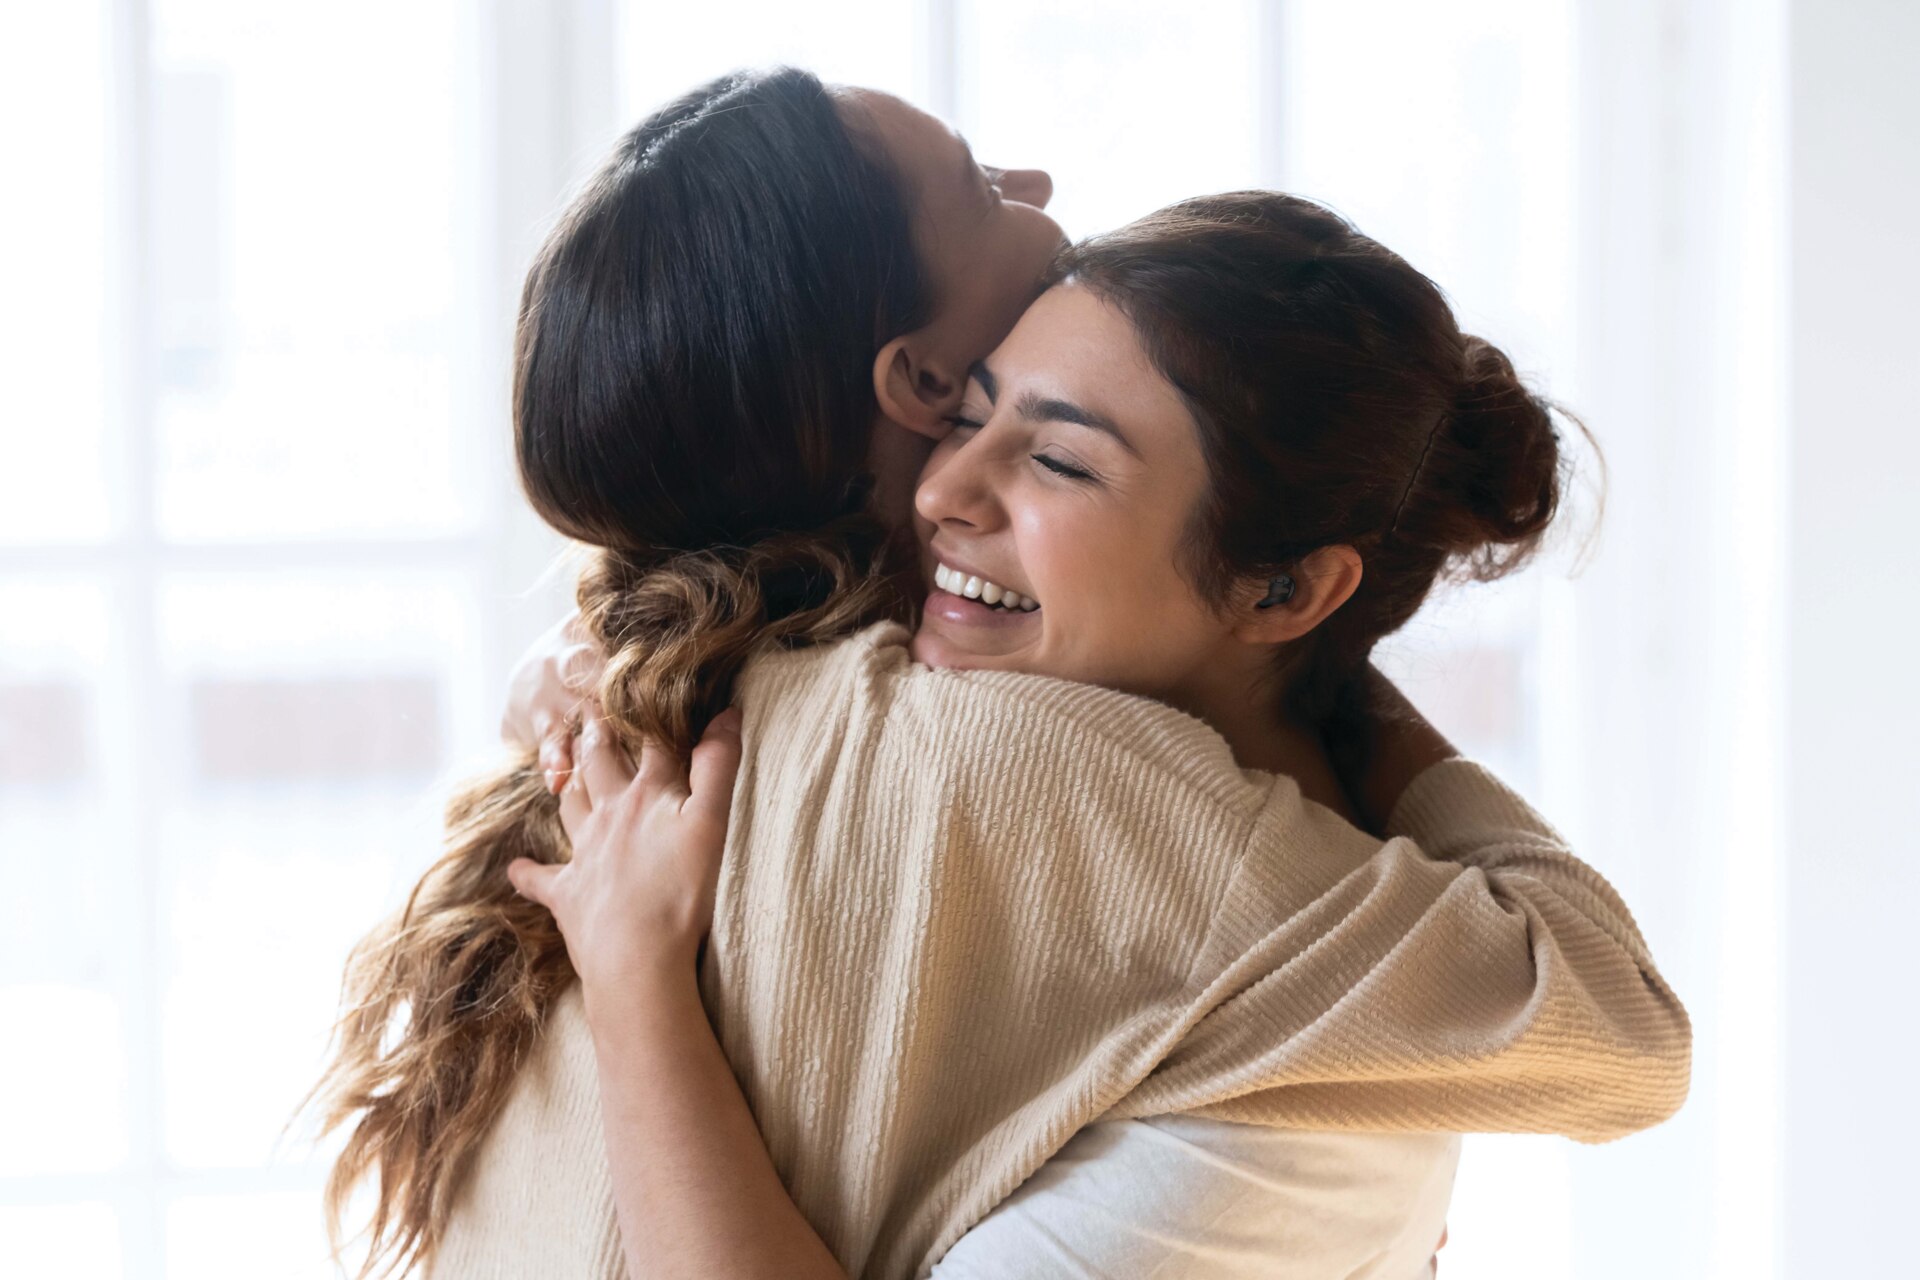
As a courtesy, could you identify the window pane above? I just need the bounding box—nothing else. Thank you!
[954,0,1263,237]
[0,576,127,1177]
[0,5,114,543]
[167,1191,337,1280]
[1276,9,1579,1275]
[1373,571,1545,796]
[154,571,484,1169]
[149,0,476,541]
[1278,0,1576,373]
[617,0,921,123]
[0,1203,122,1280]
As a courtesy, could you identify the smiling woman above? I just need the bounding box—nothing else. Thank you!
[307,66,1685,1280]
[913,191,1584,791]
[464,177,1680,1280]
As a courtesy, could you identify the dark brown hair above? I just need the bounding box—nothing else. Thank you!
[1052,191,1604,724]
[298,66,925,1279]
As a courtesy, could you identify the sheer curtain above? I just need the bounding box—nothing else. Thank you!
[0,1,1808,1276]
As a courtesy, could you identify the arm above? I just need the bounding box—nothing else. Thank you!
[506,708,846,1280]
[584,959,848,1280]
[507,713,1456,1280]
[1112,751,1692,1143]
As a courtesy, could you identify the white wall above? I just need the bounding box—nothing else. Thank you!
[1786,1,1920,1274]
[1556,1,1794,1273]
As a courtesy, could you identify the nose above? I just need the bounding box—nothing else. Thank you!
[997,166,1053,210]
[914,433,1004,535]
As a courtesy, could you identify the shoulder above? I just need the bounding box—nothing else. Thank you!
[739,619,1284,815]
[733,622,1374,908]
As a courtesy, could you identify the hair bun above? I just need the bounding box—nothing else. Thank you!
[1444,336,1562,550]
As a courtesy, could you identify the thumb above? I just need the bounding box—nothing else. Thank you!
[506,857,558,909]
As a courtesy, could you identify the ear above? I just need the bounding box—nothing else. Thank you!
[873,334,966,440]
[1228,545,1366,647]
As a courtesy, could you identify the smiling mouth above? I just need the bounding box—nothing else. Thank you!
[932,562,1039,612]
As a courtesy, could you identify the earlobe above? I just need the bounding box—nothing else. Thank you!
[872,336,964,440]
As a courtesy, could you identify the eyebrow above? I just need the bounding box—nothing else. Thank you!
[970,360,1142,459]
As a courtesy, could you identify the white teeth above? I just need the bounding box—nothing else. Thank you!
[932,561,1039,611]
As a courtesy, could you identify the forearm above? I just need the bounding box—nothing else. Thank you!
[582,968,848,1280]
[1381,758,1692,1132]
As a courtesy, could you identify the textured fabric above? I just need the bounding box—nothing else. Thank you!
[925,1119,1459,1280]
[429,621,1688,1280]
[427,998,1458,1280]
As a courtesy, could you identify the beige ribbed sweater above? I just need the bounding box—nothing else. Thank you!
[429,621,1690,1280]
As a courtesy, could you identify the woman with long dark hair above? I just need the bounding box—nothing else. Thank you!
[305,68,1687,1280]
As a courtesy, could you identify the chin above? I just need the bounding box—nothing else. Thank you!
[909,626,988,671]
[908,627,954,669]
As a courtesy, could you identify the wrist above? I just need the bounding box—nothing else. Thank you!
[579,950,701,1031]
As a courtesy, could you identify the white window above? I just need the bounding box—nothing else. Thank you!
[3,2,1774,1276]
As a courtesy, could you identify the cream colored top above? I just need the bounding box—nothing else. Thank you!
[430,621,1689,1279]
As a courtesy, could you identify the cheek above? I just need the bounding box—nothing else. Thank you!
[1018,503,1166,634]
[1023,500,1217,678]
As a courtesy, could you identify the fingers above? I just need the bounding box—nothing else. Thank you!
[548,704,740,817]
[538,710,577,794]
[575,711,634,803]
[557,612,609,697]
[634,730,685,800]
[558,767,592,840]
[685,707,744,821]
[505,857,557,908]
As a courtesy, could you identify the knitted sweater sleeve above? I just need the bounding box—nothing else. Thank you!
[1099,758,1692,1144]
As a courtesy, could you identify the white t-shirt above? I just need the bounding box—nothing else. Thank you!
[929,1116,1459,1280]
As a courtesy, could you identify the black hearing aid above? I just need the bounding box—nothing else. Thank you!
[1254,575,1296,609]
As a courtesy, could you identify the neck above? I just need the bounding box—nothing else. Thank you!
[1172,657,1361,826]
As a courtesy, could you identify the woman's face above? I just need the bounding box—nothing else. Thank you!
[837,88,1065,370]
[833,88,1066,538]
[909,282,1242,706]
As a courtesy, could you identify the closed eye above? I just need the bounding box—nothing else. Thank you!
[1033,454,1095,482]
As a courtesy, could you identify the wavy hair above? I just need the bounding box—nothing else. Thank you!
[295,66,926,1279]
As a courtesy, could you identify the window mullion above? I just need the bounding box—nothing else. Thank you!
[104,0,165,1274]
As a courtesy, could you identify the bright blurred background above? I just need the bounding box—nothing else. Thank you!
[1,1,1912,1277]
